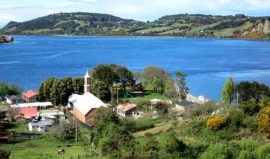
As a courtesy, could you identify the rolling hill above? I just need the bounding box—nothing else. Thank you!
[1,12,270,39]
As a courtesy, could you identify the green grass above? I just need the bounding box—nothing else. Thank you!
[134,121,172,137]
[0,138,91,159]
[131,91,169,101]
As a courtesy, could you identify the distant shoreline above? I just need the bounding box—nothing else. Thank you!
[9,34,270,41]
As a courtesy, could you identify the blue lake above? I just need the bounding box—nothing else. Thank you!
[0,36,270,100]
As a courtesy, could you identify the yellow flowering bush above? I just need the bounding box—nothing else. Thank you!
[257,107,270,139]
[207,116,227,130]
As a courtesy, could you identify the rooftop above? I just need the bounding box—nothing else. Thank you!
[23,90,39,98]
[117,103,137,112]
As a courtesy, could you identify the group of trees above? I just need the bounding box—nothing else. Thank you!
[91,64,188,102]
[222,77,270,104]
[0,83,20,97]
[141,66,188,100]
[90,107,188,158]
[39,77,84,105]
[38,64,188,105]
[90,64,134,102]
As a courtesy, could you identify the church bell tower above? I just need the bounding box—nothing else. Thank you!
[84,70,91,94]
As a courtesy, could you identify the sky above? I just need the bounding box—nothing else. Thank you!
[0,0,270,27]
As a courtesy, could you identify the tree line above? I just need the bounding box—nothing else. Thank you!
[222,77,270,104]
[38,64,188,106]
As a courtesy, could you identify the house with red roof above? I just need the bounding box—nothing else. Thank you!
[116,103,138,117]
[22,90,39,103]
[18,107,38,119]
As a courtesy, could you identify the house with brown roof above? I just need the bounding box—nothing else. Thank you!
[116,103,138,117]
[22,90,39,103]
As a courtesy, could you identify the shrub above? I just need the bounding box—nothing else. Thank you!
[237,150,256,159]
[207,116,228,130]
[0,150,10,159]
[200,143,239,159]
[257,107,270,139]
[256,143,270,159]
[239,100,260,115]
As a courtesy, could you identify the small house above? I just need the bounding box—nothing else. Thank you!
[22,90,39,103]
[5,95,23,105]
[116,103,138,117]
[39,109,65,120]
[18,107,38,119]
[28,119,53,132]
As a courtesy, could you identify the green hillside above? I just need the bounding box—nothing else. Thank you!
[1,12,270,39]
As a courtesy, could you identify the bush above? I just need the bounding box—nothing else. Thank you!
[207,116,228,130]
[0,150,10,159]
[200,143,239,159]
[237,150,256,159]
[257,107,270,139]
[256,143,270,159]
[121,117,154,133]
[239,100,260,115]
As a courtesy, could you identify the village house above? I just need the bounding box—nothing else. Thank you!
[116,103,138,117]
[28,119,54,132]
[18,107,38,119]
[5,95,23,105]
[68,71,107,126]
[22,90,39,103]
[10,102,53,119]
[39,109,65,120]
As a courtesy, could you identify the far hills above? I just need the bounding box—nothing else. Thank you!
[1,12,270,39]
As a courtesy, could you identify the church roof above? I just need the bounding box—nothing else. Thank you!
[68,92,106,115]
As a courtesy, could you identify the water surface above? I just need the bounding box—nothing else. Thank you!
[1,36,270,100]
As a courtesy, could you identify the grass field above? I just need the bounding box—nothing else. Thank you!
[0,138,92,159]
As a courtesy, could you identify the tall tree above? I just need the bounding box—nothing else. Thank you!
[175,71,188,100]
[222,77,234,104]
[50,80,60,106]
[72,77,84,94]
[115,66,134,91]
[58,77,73,105]
[91,64,119,101]
[91,79,111,102]
[142,66,169,93]
[39,77,58,101]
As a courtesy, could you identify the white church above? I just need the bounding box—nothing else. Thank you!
[68,70,107,126]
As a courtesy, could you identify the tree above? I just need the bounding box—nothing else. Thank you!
[91,64,119,101]
[39,77,58,101]
[0,83,8,96]
[50,80,60,105]
[235,81,270,103]
[164,78,178,98]
[58,77,73,105]
[175,71,188,100]
[72,77,84,94]
[91,64,119,86]
[142,66,169,93]
[6,84,21,95]
[115,66,134,91]
[222,77,234,104]
[91,79,111,102]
